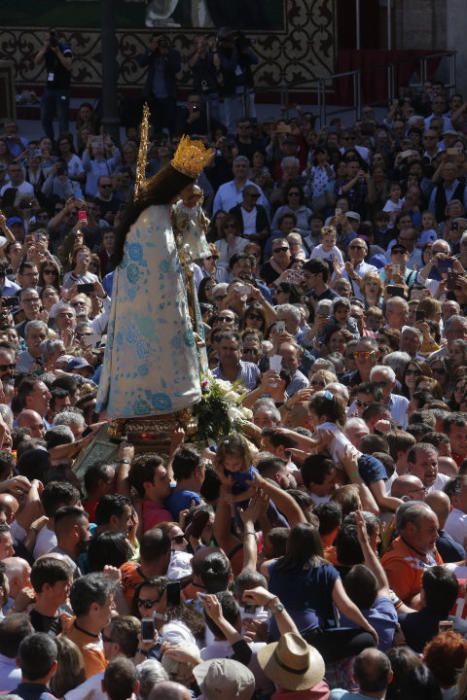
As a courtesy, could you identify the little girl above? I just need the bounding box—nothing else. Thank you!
[310,225,344,267]
[417,211,438,248]
[215,432,257,498]
[283,391,401,512]
[319,297,360,343]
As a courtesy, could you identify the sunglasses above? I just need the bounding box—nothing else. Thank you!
[273,247,289,253]
[311,380,325,387]
[136,597,160,609]
[171,534,186,545]
[0,364,15,370]
[405,369,421,376]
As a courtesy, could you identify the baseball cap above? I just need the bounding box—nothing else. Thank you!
[345,211,361,223]
[6,216,24,228]
[193,658,255,700]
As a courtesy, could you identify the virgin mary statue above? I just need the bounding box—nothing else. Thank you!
[96,137,214,420]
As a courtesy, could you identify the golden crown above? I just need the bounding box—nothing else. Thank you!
[171,135,215,178]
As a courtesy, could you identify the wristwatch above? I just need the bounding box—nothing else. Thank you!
[267,597,284,615]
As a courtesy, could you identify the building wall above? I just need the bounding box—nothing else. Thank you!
[0,0,337,92]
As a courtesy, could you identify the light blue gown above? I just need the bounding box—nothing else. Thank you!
[96,204,201,418]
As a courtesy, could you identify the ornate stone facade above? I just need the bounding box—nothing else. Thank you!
[0,0,336,92]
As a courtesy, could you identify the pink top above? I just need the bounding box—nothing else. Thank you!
[142,499,173,532]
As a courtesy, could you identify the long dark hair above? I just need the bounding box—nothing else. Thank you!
[275,523,325,571]
[114,164,193,265]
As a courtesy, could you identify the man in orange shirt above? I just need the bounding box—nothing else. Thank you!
[381,501,443,608]
[65,573,114,679]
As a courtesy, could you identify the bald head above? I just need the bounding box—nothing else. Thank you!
[438,456,459,478]
[425,490,451,528]
[3,557,31,599]
[353,648,392,694]
[16,409,45,439]
[391,474,425,500]
[148,681,191,700]
[0,494,19,524]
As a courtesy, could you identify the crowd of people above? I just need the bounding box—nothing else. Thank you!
[0,50,466,700]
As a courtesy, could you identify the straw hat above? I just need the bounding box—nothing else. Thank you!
[257,632,325,691]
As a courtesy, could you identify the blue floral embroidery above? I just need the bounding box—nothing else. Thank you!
[127,263,140,284]
[150,393,172,411]
[128,242,143,263]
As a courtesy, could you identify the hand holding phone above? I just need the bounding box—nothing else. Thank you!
[141,618,155,643]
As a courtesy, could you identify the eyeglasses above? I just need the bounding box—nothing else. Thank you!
[273,247,289,253]
[405,369,421,376]
[23,297,39,303]
[218,316,235,323]
[0,364,15,370]
[243,347,259,356]
[354,351,375,359]
[350,245,365,250]
[100,183,112,188]
[311,380,325,387]
[136,597,160,609]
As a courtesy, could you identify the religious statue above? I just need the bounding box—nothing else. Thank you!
[96,130,214,435]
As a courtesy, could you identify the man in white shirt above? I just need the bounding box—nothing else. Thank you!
[212,156,269,215]
[407,442,450,494]
[0,163,34,198]
[445,475,467,546]
[342,238,377,301]
[369,365,409,428]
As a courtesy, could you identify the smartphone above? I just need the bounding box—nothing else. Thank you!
[275,321,286,334]
[447,147,459,156]
[269,354,283,372]
[78,210,88,223]
[386,285,405,297]
[437,257,453,273]
[438,620,454,633]
[77,283,95,294]
[141,618,155,643]
[415,309,426,322]
[166,581,181,607]
[447,272,460,291]
[243,604,259,618]
[392,264,401,275]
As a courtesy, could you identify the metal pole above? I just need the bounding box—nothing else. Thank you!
[355,0,361,50]
[387,0,392,50]
[101,0,120,143]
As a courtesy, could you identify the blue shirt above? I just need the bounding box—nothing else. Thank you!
[341,596,398,651]
[13,682,56,700]
[268,561,339,636]
[212,361,260,391]
[165,488,201,520]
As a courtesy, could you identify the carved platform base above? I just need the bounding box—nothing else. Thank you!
[108,409,198,455]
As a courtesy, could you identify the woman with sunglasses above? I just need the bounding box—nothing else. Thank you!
[428,357,450,395]
[243,301,266,334]
[214,215,249,272]
[39,259,62,290]
[401,360,433,399]
[271,183,313,236]
[273,281,302,305]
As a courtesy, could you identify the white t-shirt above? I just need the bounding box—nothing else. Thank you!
[310,244,344,266]
[445,507,467,545]
[316,422,361,466]
[33,524,57,560]
[65,672,105,700]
